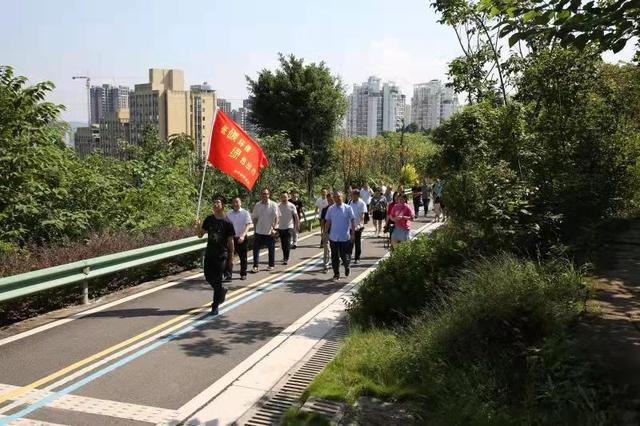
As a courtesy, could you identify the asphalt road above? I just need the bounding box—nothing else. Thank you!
[0,211,434,425]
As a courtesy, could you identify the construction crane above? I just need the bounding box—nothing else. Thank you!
[72,75,91,127]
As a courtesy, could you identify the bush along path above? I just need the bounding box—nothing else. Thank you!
[577,221,640,423]
[283,225,636,425]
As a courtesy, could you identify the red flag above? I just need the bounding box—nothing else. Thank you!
[207,109,268,190]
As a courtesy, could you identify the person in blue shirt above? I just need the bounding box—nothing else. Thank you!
[323,191,356,281]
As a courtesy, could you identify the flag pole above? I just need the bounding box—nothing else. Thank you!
[196,106,219,221]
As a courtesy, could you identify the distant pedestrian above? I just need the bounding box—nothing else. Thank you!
[384,186,394,203]
[433,195,443,222]
[277,192,298,265]
[315,188,329,248]
[348,189,367,264]
[422,180,432,216]
[320,192,335,272]
[370,189,387,237]
[360,183,372,226]
[384,192,400,241]
[197,195,235,314]
[225,196,253,281]
[289,190,305,249]
[411,180,423,217]
[390,193,415,249]
[252,188,279,272]
[324,191,356,281]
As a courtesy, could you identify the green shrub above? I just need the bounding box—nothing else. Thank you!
[313,255,614,424]
[406,255,597,424]
[347,223,484,327]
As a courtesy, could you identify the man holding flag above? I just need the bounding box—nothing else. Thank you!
[194,108,269,310]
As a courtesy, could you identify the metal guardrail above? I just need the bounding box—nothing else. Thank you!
[0,210,320,304]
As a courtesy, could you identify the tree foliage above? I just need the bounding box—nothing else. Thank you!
[486,0,640,55]
[247,54,347,195]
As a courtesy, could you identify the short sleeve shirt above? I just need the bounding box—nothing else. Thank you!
[348,199,368,227]
[252,200,279,235]
[226,208,252,237]
[278,202,297,229]
[202,215,235,258]
[360,188,371,205]
[371,196,387,212]
[325,203,355,242]
[390,203,414,230]
[411,186,423,203]
[289,199,304,217]
[315,197,328,211]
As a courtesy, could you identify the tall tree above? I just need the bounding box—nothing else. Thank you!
[247,54,347,195]
[486,0,640,57]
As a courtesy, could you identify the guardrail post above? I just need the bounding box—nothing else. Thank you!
[81,267,90,304]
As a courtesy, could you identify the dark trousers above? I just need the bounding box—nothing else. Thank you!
[330,240,351,277]
[253,233,275,267]
[278,229,293,261]
[413,200,422,216]
[225,236,248,277]
[351,228,363,261]
[423,198,430,216]
[204,255,227,304]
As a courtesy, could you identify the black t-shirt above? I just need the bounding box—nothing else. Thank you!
[202,214,235,258]
[289,199,304,217]
[411,186,423,203]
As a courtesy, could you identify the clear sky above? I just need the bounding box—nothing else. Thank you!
[1,0,462,122]
[1,0,635,123]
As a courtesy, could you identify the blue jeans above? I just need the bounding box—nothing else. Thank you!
[253,233,275,267]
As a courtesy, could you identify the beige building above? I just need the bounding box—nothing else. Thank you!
[74,125,100,159]
[99,109,130,157]
[130,69,216,159]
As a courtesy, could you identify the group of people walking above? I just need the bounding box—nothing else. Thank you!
[196,180,444,313]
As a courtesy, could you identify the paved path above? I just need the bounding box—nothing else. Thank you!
[578,221,640,422]
[0,213,436,425]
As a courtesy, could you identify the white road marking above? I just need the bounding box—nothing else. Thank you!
[0,384,177,424]
[0,415,67,426]
[174,221,440,425]
[0,232,321,347]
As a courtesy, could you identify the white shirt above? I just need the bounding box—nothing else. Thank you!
[226,208,252,237]
[252,200,279,235]
[360,188,371,205]
[315,196,328,211]
[348,199,368,228]
[278,201,298,229]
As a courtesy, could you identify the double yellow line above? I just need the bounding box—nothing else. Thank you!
[0,253,322,407]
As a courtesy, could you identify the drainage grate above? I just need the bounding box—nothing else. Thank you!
[238,320,349,425]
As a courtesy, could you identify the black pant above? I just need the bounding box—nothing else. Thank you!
[278,229,293,261]
[330,240,351,277]
[351,228,363,261]
[253,233,275,267]
[204,255,227,304]
[225,236,248,277]
[423,198,430,215]
[413,199,422,216]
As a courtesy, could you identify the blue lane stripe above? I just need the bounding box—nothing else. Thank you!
[0,259,323,425]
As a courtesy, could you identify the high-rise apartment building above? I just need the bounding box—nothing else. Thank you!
[129,69,216,159]
[74,124,100,158]
[347,77,406,137]
[99,109,130,157]
[216,98,232,114]
[190,83,216,159]
[90,85,129,125]
[411,80,458,130]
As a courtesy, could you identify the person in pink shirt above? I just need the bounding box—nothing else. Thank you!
[389,193,415,249]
